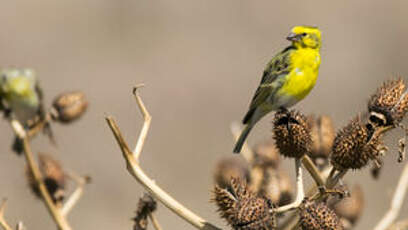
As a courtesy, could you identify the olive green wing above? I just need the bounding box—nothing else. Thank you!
[242,46,294,124]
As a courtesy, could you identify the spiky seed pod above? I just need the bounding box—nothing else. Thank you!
[213,178,276,230]
[368,78,408,126]
[214,156,250,189]
[26,153,66,203]
[273,110,312,159]
[333,185,364,226]
[252,140,280,169]
[133,193,157,230]
[259,168,293,206]
[299,198,343,230]
[308,115,335,159]
[51,91,88,123]
[330,116,383,170]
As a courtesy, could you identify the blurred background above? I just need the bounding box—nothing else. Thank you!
[1,0,408,229]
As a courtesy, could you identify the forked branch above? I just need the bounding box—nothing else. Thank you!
[275,159,304,213]
[62,172,91,217]
[106,85,221,230]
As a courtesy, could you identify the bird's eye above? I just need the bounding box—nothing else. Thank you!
[301,33,307,37]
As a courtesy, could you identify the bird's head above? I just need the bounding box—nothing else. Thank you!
[287,26,321,49]
[0,68,36,98]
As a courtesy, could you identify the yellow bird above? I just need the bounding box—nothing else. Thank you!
[234,26,321,153]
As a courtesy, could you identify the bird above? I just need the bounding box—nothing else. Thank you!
[0,68,43,123]
[233,26,321,153]
[0,68,54,153]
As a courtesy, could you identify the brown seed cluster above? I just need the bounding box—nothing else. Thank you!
[368,78,408,126]
[51,91,88,123]
[213,178,276,230]
[330,116,383,170]
[299,198,343,230]
[273,110,311,159]
[133,193,158,230]
[26,153,66,204]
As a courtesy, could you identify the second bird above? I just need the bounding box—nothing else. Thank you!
[233,26,322,153]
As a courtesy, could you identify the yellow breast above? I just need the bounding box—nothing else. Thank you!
[279,48,320,100]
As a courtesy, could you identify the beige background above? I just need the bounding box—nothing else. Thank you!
[1,1,408,229]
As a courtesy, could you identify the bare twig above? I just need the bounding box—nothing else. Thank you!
[326,169,348,189]
[148,213,163,230]
[106,86,221,230]
[132,84,151,161]
[61,172,91,216]
[0,199,13,230]
[374,162,408,230]
[301,155,325,188]
[275,159,304,213]
[10,120,72,230]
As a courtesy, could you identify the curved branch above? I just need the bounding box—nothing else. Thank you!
[0,199,13,230]
[106,86,221,230]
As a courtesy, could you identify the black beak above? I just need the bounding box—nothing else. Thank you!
[286,32,300,42]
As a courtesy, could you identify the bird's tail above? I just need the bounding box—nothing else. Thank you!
[233,124,253,153]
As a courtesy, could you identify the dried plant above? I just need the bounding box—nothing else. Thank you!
[133,193,159,230]
[213,178,276,230]
[103,80,408,230]
[0,73,90,230]
[2,74,408,230]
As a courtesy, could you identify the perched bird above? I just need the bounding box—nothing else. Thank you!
[233,26,321,153]
[0,68,54,153]
[0,68,43,123]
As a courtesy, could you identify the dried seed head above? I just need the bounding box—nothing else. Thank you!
[133,193,157,230]
[330,116,383,170]
[259,168,293,206]
[252,140,280,169]
[273,110,311,159]
[213,178,276,230]
[308,115,335,159]
[368,78,408,126]
[26,153,66,203]
[299,198,343,230]
[333,185,364,226]
[51,91,88,123]
[214,156,250,189]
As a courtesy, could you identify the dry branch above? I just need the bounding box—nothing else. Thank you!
[275,159,304,213]
[106,85,221,230]
[62,172,91,217]
[0,199,13,230]
[375,161,408,230]
[10,120,72,230]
